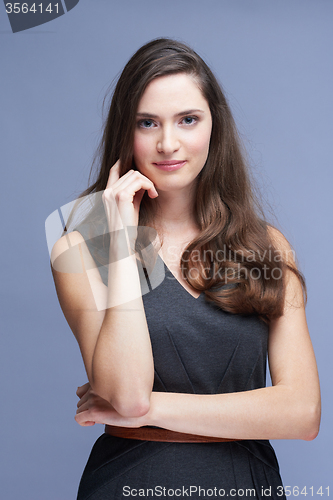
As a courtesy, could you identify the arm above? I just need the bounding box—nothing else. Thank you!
[76,228,321,440]
[51,162,158,417]
[147,228,321,440]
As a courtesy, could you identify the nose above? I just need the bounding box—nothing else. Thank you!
[156,125,180,154]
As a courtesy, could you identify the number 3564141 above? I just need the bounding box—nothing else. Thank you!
[279,487,330,497]
[5,3,59,14]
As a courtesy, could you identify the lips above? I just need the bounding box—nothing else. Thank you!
[152,160,187,172]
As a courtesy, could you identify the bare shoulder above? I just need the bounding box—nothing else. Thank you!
[266,225,307,313]
[52,230,85,250]
[266,225,297,267]
[50,230,97,275]
[50,230,84,260]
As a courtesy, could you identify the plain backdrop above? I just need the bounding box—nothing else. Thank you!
[1,1,332,499]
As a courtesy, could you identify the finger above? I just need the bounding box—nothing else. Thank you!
[106,162,136,190]
[114,176,158,202]
[76,389,95,408]
[148,187,159,199]
[76,383,90,398]
[77,394,89,408]
[108,168,135,192]
[74,413,95,426]
[113,170,157,196]
[106,159,121,187]
[133,188,145,212]
[76,400,90,413]
[104,172,158,221]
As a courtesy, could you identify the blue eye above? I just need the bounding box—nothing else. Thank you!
[182,116,197,125]
[139,119,155,128]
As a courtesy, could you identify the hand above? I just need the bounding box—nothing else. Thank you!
[102,160,158,233]
[75,382,151,428]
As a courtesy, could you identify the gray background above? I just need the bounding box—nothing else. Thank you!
[1,1,332,498]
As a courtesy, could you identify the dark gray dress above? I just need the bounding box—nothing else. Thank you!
[75,228,286,500]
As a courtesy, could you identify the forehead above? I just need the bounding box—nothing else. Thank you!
[137,73,209,113]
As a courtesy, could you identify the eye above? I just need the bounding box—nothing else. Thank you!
[181,116,198,125]
[138,119,156,129]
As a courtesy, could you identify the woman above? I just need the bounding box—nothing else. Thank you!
[51,38,321,499]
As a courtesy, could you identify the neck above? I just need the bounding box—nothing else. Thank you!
[152,185,199,236]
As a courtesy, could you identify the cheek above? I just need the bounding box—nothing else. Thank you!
[133,135,151,168]
[188,129,211,160]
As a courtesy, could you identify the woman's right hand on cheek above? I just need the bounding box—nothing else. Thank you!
[102,160,158,233]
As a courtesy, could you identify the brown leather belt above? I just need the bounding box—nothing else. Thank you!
[105,425,236,443]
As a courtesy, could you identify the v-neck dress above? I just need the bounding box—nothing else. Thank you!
[74,228,286,500]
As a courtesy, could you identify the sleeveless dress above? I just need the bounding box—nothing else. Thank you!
[74,227,286,500]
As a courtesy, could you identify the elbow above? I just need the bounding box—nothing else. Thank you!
[91,382,151,418]
[302,419,321,442]
[108,380,152,417]
[300,401,321,441]
[112,396,151,418]
[90,371,152,418]
[91,380,151,418]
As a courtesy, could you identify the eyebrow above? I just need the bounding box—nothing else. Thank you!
[136,109,205,118]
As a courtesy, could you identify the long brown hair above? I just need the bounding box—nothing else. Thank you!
[71,38,306,322]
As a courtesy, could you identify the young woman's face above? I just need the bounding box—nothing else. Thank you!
[133,73,212,194]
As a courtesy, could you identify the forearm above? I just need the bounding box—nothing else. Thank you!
[146,386,320,441]
[91,251,154,416]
